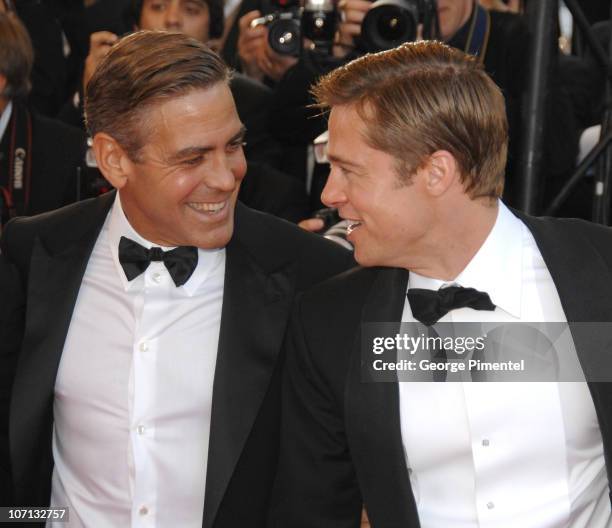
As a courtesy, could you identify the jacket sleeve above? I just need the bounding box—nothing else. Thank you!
[268,299,362,528]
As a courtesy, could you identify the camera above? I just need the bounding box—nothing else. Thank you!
[250,0,338,56]
[360,0,438,52]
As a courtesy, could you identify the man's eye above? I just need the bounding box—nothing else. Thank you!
[183,156,203,166]
[185,6,204,15]
[184,2,206,15]
[227,141,245,153]
[148,1,166,11]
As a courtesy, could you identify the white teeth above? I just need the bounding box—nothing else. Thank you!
[188,202,226,212]
[346,221,362,235]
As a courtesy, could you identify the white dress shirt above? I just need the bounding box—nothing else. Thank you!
[49,193,225,527]
[399,202,611,528]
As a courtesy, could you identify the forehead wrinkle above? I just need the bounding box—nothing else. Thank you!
[158,123,246,165]
[134,86,240,163]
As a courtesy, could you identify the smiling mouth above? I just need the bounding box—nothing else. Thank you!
[187,201,227,214]
[346,221,362,235]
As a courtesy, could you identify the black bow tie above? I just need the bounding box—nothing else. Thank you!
[118,236,198,287]
[407,285,495,326]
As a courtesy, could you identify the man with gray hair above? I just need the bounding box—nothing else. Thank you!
[0,30,352,527]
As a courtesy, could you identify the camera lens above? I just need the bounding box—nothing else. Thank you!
[268,16,302,55]
[376,10,412,42]
[361,0,419,52]
[302,10,336,43]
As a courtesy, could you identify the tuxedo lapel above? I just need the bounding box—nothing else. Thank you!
[345,267,420,526]
[9,193,113,503]
[203,207,295,528]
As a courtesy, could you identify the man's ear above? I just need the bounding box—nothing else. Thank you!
[422,150,459,197]
[91,132,132,189]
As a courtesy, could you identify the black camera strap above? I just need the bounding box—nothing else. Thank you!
[1,103,32,224]
[464,3,491,62]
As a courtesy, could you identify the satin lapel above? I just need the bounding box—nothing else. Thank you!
[9,194,113,502]
[519,213,612,485]
[345,267,420,526]
[202,238,294,528]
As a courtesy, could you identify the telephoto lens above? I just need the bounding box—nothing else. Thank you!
[361,0,437,52]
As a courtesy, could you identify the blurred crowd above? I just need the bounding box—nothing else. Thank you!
[0,0,609,230]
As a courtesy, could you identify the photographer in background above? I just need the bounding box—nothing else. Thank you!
[234,7,300,83]
[275,0,579,212]
[0,12,87,227]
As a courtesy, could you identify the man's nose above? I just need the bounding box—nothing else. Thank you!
[164,1,182,29]
[205,154,243,192]
[321,169,347,209]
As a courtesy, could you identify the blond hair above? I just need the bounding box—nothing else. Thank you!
[312,41,508,198]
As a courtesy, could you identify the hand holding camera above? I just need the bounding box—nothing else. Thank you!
[336,0,438,55]
[238,9,299,81]
[333,0,371,57]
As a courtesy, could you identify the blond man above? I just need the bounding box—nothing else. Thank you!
[270,41,612,528]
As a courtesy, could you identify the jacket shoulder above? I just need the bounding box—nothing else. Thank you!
[234,203,355,285]
[1,193,112,265]
[537,215,612,254]
[297,266,379,331]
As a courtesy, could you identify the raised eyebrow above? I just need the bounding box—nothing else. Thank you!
[229,126,248,144]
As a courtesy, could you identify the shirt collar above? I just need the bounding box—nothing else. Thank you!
[0,101,13,143]
[408,201,524,318]
[107,192,224,296]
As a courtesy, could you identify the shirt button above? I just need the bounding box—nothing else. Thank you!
[139,506,148,516]
[482,439,490,447]
[139,341,148,352]
[152,272,162,283]
[137,425,146,435]
[487,502,495,510]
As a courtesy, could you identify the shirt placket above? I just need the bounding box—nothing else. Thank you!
[130,260,170,527]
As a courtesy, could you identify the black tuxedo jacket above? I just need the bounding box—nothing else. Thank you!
[0,191,354,527]
[270,213,612,528]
